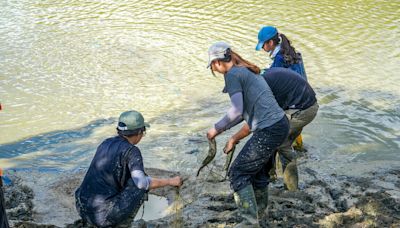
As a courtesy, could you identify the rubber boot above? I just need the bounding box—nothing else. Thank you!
[268,153,279,182]
[293,134,307,152]
[233,185,259,227]
[254,187,268,220]
[292,134,303,150]
[283,160,299,191]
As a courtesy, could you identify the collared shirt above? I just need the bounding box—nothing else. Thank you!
[270,44,281,59]
[268,44,308,81]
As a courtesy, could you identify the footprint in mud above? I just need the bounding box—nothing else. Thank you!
[358,191,400,217]
[207,204,237,212]
[185,148,200,155]
[13,222,58,228]
[206,209,244,226]
[209,193,234,202]
[328,188,342,201]
[319,191,400,228]
[271,196,316,214]
[206,194,236,212]
[270,188,314,203]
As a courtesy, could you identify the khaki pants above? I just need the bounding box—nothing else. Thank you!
[275,102,319,190]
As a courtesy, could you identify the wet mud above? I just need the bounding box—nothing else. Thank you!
[3,160,400,227]
[3,173,34,222]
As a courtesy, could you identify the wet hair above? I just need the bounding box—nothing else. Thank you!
[269,33,302,66]
[117,126,146,137]
[210,49,260,76]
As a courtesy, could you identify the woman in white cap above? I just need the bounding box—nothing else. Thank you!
[206,42,289,226]
[75,110,182,227]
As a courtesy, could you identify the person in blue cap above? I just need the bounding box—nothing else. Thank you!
[256,26,308,152]
[255,26,307,80]
[75,110,182,227]
[206,41,289,226]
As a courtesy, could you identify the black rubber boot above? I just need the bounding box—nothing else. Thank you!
[233,185,260,227]
[254,186,268,219]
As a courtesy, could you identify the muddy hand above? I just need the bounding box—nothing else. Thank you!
[207,128,218,140]
[223,138,238,154]
[170,176,183,187]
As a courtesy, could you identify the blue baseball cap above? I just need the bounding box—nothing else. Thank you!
[255,26,278,51]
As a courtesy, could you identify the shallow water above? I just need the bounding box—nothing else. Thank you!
[134,194,169,221]
[1,0,399,175]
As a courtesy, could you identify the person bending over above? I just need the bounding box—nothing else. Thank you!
[75,110,182,227]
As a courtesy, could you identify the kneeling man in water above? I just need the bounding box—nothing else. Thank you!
[75,110,182,227]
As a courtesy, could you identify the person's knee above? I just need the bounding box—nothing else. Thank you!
[229,172,251,192]
[80,214,109,228]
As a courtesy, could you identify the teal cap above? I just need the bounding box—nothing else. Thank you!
[117,110,150,132]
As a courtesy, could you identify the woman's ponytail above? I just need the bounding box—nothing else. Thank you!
[279,33,302,65]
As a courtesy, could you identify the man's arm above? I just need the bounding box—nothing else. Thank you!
[131,170,182,190]
[149,176,182,190]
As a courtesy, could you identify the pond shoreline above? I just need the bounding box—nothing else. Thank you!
[3,154,400,227]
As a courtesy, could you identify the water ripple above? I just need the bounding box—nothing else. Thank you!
[0,0,399,171]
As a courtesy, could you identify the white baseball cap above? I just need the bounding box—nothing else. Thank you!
[207,41,231,68]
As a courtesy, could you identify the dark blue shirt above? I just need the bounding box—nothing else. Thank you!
[271,52,308,81]
[261,68,316,110]
[76,136,144,210]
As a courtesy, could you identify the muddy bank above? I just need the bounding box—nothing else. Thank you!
[3,161,400,227]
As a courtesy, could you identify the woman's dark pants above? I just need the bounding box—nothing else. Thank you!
[228,116,289,192]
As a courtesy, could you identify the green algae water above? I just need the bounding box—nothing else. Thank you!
[1,0,399,175]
